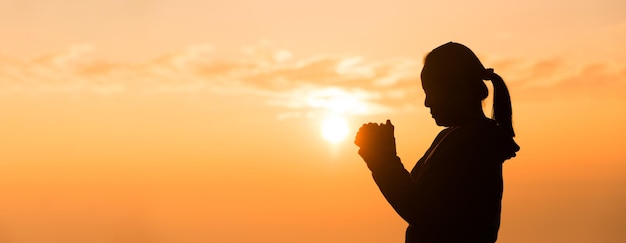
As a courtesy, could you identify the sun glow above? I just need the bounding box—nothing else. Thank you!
[303,88,368,144]
[321,115,349,143]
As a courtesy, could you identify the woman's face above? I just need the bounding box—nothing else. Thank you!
[421,77,470,127]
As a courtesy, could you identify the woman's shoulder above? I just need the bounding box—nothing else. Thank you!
[444,118,519,160]
[446,118,499,143]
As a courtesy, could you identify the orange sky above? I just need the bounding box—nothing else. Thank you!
[1,1,625,242]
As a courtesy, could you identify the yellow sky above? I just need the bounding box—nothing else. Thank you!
[1,1,625,242]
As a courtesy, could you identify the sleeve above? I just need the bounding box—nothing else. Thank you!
[369,153,445,227]
[369,155,424,225]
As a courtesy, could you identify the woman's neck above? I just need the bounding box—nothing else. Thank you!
[452,106,488,127]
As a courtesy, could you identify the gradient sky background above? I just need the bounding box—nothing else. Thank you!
[1,1,625,242]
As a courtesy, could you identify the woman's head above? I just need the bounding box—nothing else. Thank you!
[421,42,489,126]
[421,42,516,138]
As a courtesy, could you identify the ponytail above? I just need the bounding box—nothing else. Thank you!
[484,68,515,138]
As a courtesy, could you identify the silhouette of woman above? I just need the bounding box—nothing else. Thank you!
[355,42,520,243]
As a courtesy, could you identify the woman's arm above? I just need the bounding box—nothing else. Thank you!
[355,121,449,226]
[358,126,497,227]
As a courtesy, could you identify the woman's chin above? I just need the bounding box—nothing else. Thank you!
[433,117,454,127]
[433,118,447,126]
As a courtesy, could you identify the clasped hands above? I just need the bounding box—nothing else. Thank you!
[354,119,398,167]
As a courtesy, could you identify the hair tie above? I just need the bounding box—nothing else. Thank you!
[483,68,495,80]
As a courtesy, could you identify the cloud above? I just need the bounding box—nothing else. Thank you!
[494,58,626,101]
[0,43,423,120]
[1,43,625,119]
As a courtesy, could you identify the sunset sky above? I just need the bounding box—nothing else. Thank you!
[1,1,625,242]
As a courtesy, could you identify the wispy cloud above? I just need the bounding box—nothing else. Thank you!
[493,57,626,100]
[1,43,624,118]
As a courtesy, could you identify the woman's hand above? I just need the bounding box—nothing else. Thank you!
[355,119,397,164]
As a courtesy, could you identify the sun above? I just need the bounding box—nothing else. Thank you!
[321,115,349,144]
